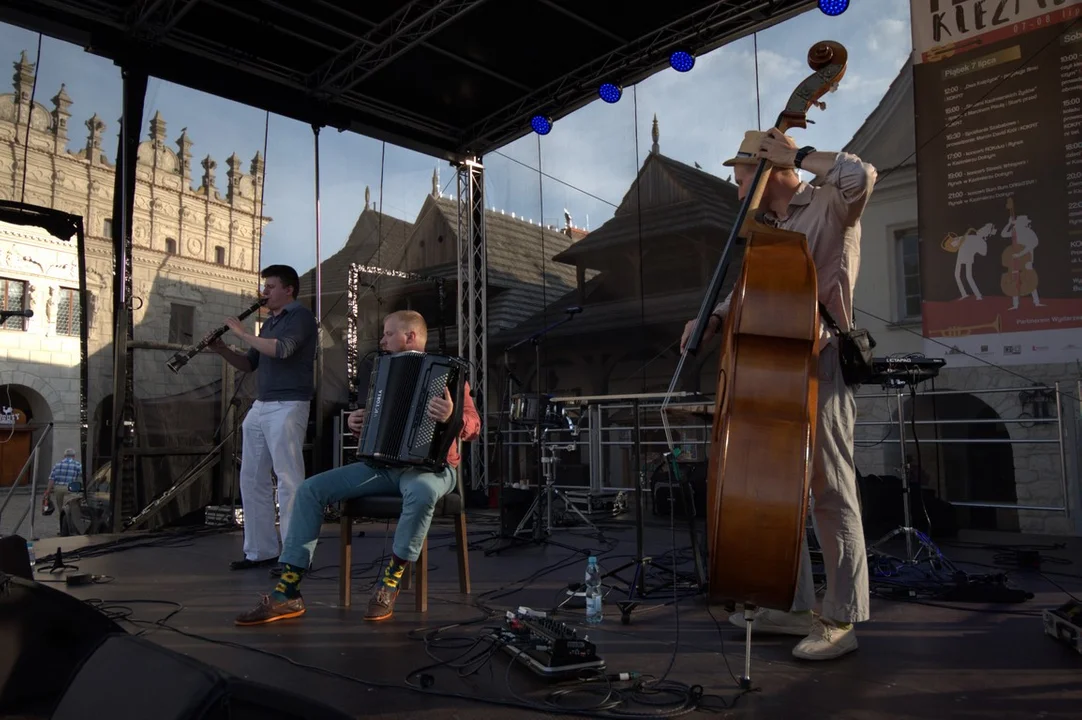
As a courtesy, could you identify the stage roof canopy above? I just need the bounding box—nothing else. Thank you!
[1,0,815,161]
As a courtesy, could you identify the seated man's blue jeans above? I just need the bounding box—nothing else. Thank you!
[278,461,457,568]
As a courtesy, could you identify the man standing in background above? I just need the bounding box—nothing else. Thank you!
[211,264,317,576]
[42,448,82,528]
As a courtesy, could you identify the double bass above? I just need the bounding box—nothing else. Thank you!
[680,41,848,614]
[1000,196,1038,298]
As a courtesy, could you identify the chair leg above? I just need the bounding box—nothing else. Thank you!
[415,536,429,613]
[454,512,471,595]
[339,514,352,608]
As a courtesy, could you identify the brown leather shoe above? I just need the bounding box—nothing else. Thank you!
[234,594,306,626]
[363,584,399,622]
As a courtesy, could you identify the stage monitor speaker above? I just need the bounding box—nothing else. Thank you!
[52,633,355,720]
[0,534,33,579]
[0,571,126,715]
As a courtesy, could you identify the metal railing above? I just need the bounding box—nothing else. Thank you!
[483,383,1076,519]
[853,382,1070,515]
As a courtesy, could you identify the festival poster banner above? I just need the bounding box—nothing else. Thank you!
[911,0,1082,366]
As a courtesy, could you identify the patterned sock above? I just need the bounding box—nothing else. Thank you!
[381,556,409,590]
[271,564,305,601]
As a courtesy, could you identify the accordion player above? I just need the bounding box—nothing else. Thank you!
[357,351,469,472]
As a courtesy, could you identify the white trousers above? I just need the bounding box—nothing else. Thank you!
[239,399,309,562]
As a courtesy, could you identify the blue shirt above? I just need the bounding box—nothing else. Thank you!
[245,300,317,402]
[49,457,82,488]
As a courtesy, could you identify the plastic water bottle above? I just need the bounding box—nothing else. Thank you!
[26,540,35,567]
[584,556,602,624]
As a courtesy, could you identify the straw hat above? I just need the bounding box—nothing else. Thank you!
[722,130,767,167]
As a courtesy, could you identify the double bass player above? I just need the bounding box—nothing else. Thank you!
[681,128,876,661]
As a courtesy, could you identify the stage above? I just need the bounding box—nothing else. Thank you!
[11,512,1082,719]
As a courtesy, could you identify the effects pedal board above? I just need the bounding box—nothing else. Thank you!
[1043,600,1082,655]
[486,608,606,678]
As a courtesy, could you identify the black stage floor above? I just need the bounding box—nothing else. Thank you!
[16,510,1082,719]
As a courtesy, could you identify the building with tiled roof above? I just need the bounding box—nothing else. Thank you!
[491,117,745,399]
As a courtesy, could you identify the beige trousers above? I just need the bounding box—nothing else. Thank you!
[791,341,870,623]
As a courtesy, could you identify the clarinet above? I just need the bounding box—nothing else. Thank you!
[166,297,267,374]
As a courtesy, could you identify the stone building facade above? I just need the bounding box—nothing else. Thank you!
[0,50,266,500]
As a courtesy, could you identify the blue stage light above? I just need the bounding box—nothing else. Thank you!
[818,0,849,16]
[599,83,622,103]
[669,51,695,73]
[531,115,553,135]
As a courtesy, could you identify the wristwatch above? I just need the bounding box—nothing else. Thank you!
[794,146,815,169]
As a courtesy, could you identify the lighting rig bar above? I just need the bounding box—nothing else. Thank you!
[11,0,463,155]
[314,0,488,95]
[464,0,817,152]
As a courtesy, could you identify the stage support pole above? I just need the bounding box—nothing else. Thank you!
[107,64,148,532]
[456,159,488,494]
[312,124,325,474]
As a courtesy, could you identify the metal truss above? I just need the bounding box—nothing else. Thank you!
[346,264,360,409]
[462,0,816,152]
[351,264,449,354]
[23,0,463,151]
[456,159,488,492]
[316,0,489,95]
[128,0,202,37]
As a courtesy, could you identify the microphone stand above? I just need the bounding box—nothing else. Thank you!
[487,308,580,554]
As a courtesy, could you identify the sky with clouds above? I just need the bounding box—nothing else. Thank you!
[0,0,912,276]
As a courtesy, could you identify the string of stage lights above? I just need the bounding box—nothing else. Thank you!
[529,0,851,136]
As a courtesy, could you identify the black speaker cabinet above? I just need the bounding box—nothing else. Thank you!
[0,535,32,579]
[0,571,126,714]
[52,633,355,720]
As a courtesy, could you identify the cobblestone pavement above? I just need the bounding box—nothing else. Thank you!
[0,487,61,541]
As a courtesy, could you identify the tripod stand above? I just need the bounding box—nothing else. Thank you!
[488,307,582,554]
[512,438,599,537]
[572,398,705,624]
[867,369,954,572]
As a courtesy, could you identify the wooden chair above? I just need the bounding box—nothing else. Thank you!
[337,470,471,612]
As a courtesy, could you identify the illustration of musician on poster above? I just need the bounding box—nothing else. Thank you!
[927,195,1070,341]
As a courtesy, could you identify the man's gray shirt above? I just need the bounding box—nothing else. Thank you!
[246,300,317,402]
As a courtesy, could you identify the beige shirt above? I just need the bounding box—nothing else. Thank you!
[713,152,877,348]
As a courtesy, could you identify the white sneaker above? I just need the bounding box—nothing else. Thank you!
[792,618,858,660]
[728,608,816,636]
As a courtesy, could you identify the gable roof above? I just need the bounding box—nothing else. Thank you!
[843,58,915,174]
[298,205,413,300]
[554,152,740,266]
[374,194,588,334]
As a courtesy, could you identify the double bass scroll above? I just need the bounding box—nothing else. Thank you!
[681,41,849,613]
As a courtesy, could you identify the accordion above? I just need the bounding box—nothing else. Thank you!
[357,351,468,472]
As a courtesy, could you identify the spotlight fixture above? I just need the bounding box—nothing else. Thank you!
[818,0,849,16]
[531,114,553,135]
[599,83,622,104]
[669,50,695,72]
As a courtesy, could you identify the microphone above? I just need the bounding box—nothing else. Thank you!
[0,309,33,319]
[565,306,583,315]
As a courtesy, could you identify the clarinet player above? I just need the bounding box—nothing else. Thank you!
[233,310,480,625]
[209,264,317,576]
